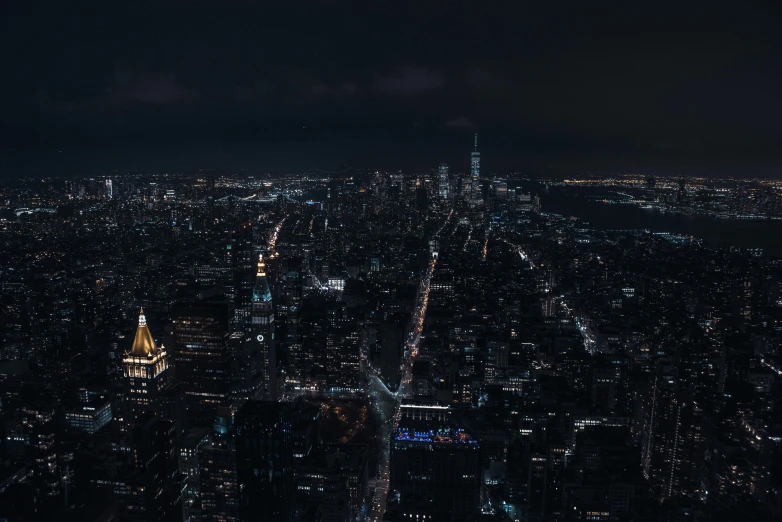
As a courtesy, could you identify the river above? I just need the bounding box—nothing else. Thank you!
[537,185,782,255]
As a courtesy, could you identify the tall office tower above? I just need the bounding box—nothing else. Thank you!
[122,308,174,427]
[124,414,182,522]
[179,427,210,522]
[235,401,295,522]
[389,403,481,521]
[206,175,216,216]
[279,270,304,392]
[415,179,428,212]
[485,340,509,385]
[248,254,275,400]
[460,176,472,199]
[493,180,508,199]
[470,133,481,202]
[104,178,113,199]
[21,397,62,514]
[438,163,449,198]
[199,408,239,522]
[230,223,255,311]
[172,303,232,427]
[641,370,704,502]
[527,449,548,516]
[323,298,361,394]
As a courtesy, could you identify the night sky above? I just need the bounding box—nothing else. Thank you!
[2,2,782,176]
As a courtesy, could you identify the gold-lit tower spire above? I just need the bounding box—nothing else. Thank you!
[257,253,266,277]
[123,307,172,426]
[130,307,157,357]
[253,254,272,302]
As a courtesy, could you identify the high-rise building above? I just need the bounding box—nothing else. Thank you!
[235,401,295,522]
[21,397,62,514]
[199,408,239,522]
[527,450,548,515]
[230,223,255,312]
[172,303,232,426]
[279,270,304,392]
[248,254,276,400]
[389,403,481,521]
[122,308,174,428]
[378,319,404,390]
[470,133,481,202]
[415,179,428,212]
[493,180,507,199]
[124,414,182,522]
[323,298,361,394]
[179,427,209,522]
[438,163,449,199]
[641,370,705,502]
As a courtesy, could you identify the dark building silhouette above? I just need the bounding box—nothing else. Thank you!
[172,303,232,427]
[198,408,239,522]
[389,403,481,521]
[235,401,295,522]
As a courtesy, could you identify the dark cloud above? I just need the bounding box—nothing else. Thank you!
[2,1,782,175]
[465,68,505,92]
[234,82,275,103]
[374,67,444,96]
[36,65,197,112]
[444,117,474,129]
[302,81,360,100]
[108,66,197,105]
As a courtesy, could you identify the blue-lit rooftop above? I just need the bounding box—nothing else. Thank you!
[395,427,478,445]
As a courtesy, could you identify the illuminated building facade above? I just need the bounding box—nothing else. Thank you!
[65,400,112,434]
[438,163,449,198]
[470,133,481,202]
[122,308,173,427]
[238,254,276,401]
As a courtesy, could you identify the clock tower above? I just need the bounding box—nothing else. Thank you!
[249,254,276,400]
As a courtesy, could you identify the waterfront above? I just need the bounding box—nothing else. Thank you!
[539,185,782,255]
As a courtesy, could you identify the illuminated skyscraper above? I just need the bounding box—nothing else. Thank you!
[470,133,481,202]
[122,308,173,427]
[248,254,276,400]
[438,163,449,198]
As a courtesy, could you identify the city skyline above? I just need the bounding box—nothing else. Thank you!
[2,3,782,522]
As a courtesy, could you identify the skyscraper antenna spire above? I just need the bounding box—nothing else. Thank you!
[474,133,478,151]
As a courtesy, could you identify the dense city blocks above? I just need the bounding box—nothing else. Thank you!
[1,168,782,521]
[3,3,782,521]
